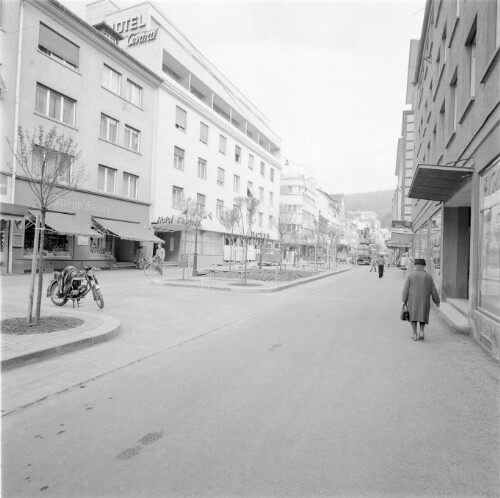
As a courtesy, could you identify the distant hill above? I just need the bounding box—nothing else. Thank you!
[341,190,393,229]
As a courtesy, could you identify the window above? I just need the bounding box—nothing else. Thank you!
[175,106,187,131]
[32,145,72,183]
[172,186,184,208]
[270,168,275,182]
[200,122,208,144]
[258,212,263,228]
[35,84,75,126]
[216,199,224,218]
[124,125,140,152]
[269,191,274,206]
[196,193,206,214]
[449,72,458,136]
[466,27,477,98]
[268,215,273,230]
[479,160,500,318]
[24,223,69,257]
[260,161,265,176]
[98,165,116,193]
[235,145,241,163]
[247,181,254,197]
[123,173,138,198]
[248,154,254,170]
[174,146,185,171]
[259,187,264,202]
[126,79,142,107]
[102,64,121,94]
[197,158,207,180]
[38,23,79,69]
[100,114,118,143]
[219,135,227,154]
[233,174,240,193]
[497,0,500,48]
[217,167,225,187]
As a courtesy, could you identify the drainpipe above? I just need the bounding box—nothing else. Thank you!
[8,0,24,274]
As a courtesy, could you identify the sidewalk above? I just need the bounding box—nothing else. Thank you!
[1,264,349,372]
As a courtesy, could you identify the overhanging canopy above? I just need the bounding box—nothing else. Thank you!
[94,218,162,243]
[40,211,102,237]
[0,202,29,221]
[408,164,473,201]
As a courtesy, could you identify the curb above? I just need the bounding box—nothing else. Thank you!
[152,268,351,292]
[1,311,121,371]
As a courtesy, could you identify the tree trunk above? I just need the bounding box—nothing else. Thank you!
[35,210,46,323]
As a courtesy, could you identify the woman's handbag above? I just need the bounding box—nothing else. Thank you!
[400,303,410,321]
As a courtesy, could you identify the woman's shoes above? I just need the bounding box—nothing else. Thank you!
[418,333,425,341]
[412,334,418,341]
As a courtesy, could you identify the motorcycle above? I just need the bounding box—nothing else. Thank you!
[46,266,104,309]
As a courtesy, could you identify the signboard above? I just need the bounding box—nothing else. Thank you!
[391,220,413,229]
[111,14,158,47]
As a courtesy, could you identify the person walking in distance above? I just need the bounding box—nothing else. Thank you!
[370,255,377,272]
[154,242,165,276]
[402,258,440,341]
[376,254,386,278]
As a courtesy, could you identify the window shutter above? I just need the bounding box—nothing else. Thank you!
[39,23,79,67]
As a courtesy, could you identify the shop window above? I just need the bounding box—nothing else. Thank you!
[90,235,113,257]
[479,161,500,318]
[430,211,442,289]
[24,223,70,257]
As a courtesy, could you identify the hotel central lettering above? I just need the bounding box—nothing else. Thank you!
[112,15,147,34]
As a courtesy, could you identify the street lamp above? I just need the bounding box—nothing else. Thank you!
[192,211,201,277]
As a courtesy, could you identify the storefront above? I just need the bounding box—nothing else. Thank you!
[0,202,30,274]
[152,214,225,268]
[11,181,160,273]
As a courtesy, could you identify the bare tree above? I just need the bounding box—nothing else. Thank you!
[273,206,295,269]
[233,196,260,284]
[311,216,329,271]
[177,197,200,280]
[218,206,239,270]
[9,126,85,323]
[325,223,340,269]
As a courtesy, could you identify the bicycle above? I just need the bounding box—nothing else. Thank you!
[143,258,163,276]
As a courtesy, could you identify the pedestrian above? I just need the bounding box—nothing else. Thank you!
[154,242,165,276]
[370,256,377,272]
[376,254,386,278]
[402,258,440,341]
[400,253,408,270]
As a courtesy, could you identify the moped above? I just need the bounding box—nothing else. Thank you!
[46,265,104,309]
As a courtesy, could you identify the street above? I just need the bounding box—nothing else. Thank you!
[2,267,499,497]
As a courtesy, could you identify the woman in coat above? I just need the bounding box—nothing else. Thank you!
[402,258,440,341]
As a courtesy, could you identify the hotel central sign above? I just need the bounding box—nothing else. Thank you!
[111,14,158,47]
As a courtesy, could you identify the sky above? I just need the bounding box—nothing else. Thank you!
[63,0,426,195]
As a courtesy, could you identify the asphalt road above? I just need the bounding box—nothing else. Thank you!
[2,268,499,497]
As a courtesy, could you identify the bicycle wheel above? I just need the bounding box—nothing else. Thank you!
[144,263,154,276]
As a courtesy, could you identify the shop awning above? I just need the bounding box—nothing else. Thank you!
[0,202,29,221]
[94,217,162,243]
[41,211,102,237]
[408,164,473,201]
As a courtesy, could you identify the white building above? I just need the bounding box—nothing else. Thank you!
[86,0,282,267]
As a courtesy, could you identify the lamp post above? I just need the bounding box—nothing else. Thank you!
[192,221,199,276]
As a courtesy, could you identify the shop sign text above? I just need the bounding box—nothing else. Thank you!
[127,28,158,46]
